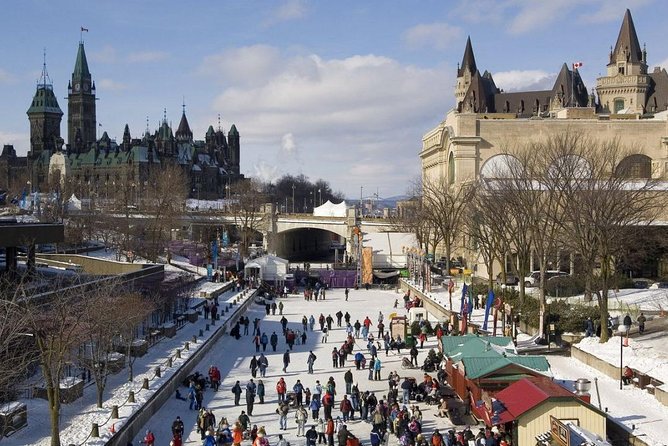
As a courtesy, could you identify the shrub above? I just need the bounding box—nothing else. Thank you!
[546,275,585,297]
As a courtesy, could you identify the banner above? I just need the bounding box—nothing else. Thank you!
[482,289,495,331]
[460,283,469,315]
[212,240,219,269]
[362,246,373,285]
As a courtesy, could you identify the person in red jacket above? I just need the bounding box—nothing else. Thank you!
[339,395,353,422]
[209,365,221,391]
[326,417,335,446]
[142,429,155,446]
[276,377,287,402]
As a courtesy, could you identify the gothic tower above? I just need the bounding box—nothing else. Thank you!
[67,41,96,152]
[596,9,649,114]
[227,124,240,174]
[455,36,478,109]
[27,57,63,159]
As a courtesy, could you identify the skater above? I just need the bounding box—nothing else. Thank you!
[308,350,318,374]
[246,379,256,415]
[270,332,279,352]
[276,377,287,403]
[231,380,242,406]
[283,350,291,372]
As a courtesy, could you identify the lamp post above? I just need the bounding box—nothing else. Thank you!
[318,188,322,206]
[310,191,313,212]
[618,323,628,390]
[292,184,295,214]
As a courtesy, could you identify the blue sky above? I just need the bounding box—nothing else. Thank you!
[1,0,666,198]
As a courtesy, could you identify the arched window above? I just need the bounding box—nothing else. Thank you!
[448,152,455,185]
[615,154,652,178]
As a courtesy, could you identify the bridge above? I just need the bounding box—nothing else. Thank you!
[190,206,395,260]
[74,205,398,261]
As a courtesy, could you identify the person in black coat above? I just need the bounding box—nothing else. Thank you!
[283,350,291,372]
[231,380,242,406]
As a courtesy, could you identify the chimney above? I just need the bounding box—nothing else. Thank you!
[574,378,591,404]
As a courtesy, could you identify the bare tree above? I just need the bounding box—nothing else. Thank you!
[77,280,131,408]
[228,179,267,258]
[115,292,154,382]
[139,164,188,262]
[555,137,665,342]
[421,176,475,272]
[24,280,89,446]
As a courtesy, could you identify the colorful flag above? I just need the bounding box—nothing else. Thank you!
[482,289,495,331]
[460,283,468,315]
[572,62,583,69]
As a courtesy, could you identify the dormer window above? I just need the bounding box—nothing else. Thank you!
[618,64,625,75]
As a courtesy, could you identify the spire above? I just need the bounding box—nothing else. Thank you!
[610,9,643,64]
[175,109,193,142]
[38,48,53,88]
[73,42,91,82]
[458,36,477,77]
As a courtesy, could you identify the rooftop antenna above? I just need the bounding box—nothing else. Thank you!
[182,96,186,114]
[39,47,52,87]
[145,116,149,134]
[163,108,167,123]
[217,114,221,131]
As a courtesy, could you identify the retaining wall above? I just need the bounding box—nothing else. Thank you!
[107,289,257,446]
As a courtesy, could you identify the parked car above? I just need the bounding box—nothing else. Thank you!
[632,278,654,289]
[649,281,668,289]
[496,273,520,286]
[523,270,568,287]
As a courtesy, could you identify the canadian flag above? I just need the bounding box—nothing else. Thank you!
[573,62,583,69]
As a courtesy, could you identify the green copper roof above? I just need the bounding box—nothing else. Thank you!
[441,334,514,357]
[462,355,550,380]
[73,43,90,81]
[27,85,63,115]
[228,124,238,135]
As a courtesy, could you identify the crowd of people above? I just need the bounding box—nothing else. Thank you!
[139,284,510,446]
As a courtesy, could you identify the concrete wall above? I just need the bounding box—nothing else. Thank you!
[108,290,257,446]
[33,253,151,275]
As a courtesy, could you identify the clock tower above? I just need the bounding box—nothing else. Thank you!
[67,41,96,153]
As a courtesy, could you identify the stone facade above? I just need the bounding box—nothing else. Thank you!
[421,9,668,278]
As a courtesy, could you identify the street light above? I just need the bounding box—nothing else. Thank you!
[618,323,628,390]
[292,184,295,214]
[310,191,313,212]
[318,188,322,206]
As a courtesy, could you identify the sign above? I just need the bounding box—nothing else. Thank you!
[550,416,569,446]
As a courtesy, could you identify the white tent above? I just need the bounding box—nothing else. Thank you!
[244,254,289,282]
[363,232,418,268]
[66,194,82,211]
[313,200,347,217]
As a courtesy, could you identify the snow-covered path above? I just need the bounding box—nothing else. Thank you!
[131,287,455,445]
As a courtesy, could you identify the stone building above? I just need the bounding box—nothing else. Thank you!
[421,9,668,277]
[1,40,243,200]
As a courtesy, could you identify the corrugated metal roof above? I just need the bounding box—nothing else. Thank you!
[441,334,513,357]
[462,355,550,379]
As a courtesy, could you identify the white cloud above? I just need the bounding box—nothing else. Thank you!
[0,68,15,83]
[281,133,298,157]
[403,23,462,50]
[205,47,452,196]
[579,0,652,24]
[98,79,128,91]
[266,0,308,25]
[200,45,283,87]
[127,51,169,63]
[492,70,555,92]
[90,45,118,63]
[0,131,29,155]
[508,1,580,35]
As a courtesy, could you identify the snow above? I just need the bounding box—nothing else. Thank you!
[6,273,667,446]
[1,282,251,446]
[552,288,668,314]
[0,402,25,416]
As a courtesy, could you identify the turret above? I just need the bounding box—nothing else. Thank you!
[67,40,97,152]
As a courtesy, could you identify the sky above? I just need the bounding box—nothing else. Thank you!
[1,0,667,198]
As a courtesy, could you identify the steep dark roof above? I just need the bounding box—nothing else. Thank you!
[73,43,91,81]
[175,112,193,140]
[461,70,498,113]
[27,84,63,116]
[228,124,239,135]
[646,68,668,112]
[458,36,477,77]
[610,9,643,65]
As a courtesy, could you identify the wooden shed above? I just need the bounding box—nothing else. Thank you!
[487,376,606,446]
